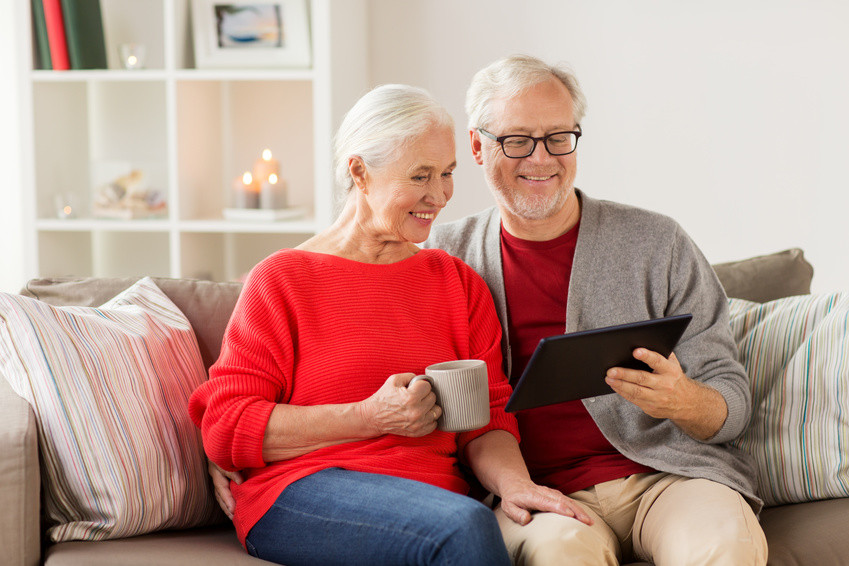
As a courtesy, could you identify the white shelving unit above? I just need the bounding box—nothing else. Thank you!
[16,0,368,282]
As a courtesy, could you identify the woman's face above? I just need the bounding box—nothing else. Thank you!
[362,124,456,244]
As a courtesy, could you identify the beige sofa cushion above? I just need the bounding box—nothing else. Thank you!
[760,498,849,566]
[43,525,275,565]
[712,248,814,303]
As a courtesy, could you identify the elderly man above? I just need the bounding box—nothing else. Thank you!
[424,54,767,565]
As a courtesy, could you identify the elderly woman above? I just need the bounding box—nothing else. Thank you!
[189,84,589,566]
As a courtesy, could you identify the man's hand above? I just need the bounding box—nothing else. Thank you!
[208,461,243,520]
[499,478,593,526]
[604,349,727,440]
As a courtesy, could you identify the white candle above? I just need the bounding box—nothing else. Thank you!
[260,173,288,209]
[233,171,259,209]
[253,149,280,184]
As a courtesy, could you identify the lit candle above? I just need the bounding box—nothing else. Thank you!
[119,43,146,70]
[252,149,280,184]
[260,173,288,210]
[233,171,259,209]
[54,193,77,219]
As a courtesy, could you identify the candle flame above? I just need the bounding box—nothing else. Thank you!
[262,149,272,161]
[268,173,278,184]
[242,172,253,184]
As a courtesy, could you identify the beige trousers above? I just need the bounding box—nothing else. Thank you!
[495,473,767,566]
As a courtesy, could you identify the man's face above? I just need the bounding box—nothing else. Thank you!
[472,77,578,223]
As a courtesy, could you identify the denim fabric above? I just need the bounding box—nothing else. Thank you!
[245,468,510,566]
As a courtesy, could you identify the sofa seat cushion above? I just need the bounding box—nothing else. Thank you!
[0,278,222,542]
[760,498,849,566]
[44,525,273,566]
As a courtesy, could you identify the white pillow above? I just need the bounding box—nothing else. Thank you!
[728,292,849,507]
[0,277,221,542]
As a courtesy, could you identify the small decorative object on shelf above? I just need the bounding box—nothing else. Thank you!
[53,193,78,219]
[118,43,146,70]
[92,170,167,220]
[225,148,299,221]
[252,149,288,209]
[232,171,260,209]
[191,0,312,69]
[253,148,279,182]
[260,173,288,209]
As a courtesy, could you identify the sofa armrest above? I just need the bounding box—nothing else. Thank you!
[0,375,41,566]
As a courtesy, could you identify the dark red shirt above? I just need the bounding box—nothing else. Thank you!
[501,222,653,495]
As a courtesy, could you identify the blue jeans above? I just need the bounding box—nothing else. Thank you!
[245,468,510,566]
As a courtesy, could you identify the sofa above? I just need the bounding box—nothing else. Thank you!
[1,248,846,566]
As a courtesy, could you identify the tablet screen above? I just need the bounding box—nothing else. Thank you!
[505,314,692,412]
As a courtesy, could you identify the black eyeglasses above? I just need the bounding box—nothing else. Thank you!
[477,127,582,158]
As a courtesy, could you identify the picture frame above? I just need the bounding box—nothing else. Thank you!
[191,0,311,69]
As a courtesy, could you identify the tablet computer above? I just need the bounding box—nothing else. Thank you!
[504,314,692,412]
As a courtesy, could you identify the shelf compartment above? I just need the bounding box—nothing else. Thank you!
[38,230,171,279]
[101,0,166,70]
[176,79,314,222]
[32,80,169,220]
[180,231,311,282]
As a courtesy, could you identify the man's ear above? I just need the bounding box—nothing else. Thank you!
[349,156,368,193]
[470,129,484,165]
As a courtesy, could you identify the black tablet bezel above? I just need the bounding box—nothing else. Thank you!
[505,314,693,412]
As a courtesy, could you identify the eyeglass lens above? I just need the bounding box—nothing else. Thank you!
[502,132,578,158]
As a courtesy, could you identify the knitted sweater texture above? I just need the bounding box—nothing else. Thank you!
[189,248,519,544]
[425,189,762,511]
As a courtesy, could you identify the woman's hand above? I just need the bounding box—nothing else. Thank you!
[465,430,593,526]
[498,477,593,526]
[208,460,243,520]
[360,373,441,437]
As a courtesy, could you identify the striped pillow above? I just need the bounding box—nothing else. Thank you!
[728,292,849,507]
[0,277,221,541]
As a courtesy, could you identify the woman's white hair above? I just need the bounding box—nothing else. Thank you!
[465,54,587,130]
[334,84,453,193]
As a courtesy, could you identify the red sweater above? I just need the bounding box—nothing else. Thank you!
[189,248,519,544]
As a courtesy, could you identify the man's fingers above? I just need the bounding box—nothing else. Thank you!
[633,347,678,373]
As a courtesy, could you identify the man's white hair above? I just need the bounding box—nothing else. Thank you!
[466,54,587,130]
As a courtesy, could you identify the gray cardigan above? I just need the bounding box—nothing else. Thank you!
[425,189,761,510]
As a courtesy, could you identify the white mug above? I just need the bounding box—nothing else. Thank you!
[410,359,490,432]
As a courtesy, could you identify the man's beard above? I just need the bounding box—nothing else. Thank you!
[489,175,573,221]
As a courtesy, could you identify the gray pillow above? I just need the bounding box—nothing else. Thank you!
[712,248,813,303]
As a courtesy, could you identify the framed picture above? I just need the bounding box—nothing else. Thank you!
[191,0,311,69]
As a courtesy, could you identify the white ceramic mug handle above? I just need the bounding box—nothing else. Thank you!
[409,374,433,388]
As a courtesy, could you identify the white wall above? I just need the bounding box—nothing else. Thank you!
[368,0,849,292]
[4,1,847,292]
[0,0,25,293]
